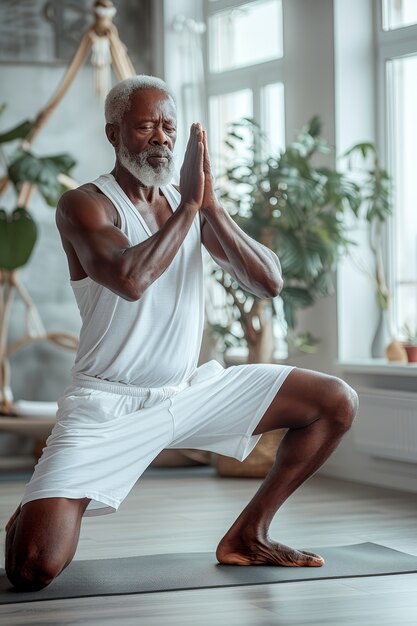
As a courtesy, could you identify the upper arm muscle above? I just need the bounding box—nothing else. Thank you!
[56,189,131,287]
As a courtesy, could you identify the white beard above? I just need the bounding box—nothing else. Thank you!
[117,140,176,187]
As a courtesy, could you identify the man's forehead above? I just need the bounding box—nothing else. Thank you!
[128,88,176,120]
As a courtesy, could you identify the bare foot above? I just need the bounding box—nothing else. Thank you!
[216,536,324,567]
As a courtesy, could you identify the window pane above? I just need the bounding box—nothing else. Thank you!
[261,82,285,157]
[388,55,417,335]
[383,0,417,30]
[208,0,283,73]
[208,89,253,176]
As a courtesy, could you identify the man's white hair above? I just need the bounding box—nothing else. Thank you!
[104,75,176,125]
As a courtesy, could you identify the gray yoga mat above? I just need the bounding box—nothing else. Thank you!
[1,542,417,604]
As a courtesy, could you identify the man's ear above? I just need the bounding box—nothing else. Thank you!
[105,123,119,147]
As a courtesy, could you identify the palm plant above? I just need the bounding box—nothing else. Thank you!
[207,116,362,357]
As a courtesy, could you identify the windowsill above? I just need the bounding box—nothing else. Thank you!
[223,347,288,366]
[337,359,417,377]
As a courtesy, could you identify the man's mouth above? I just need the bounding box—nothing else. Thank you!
[147,156,169,164]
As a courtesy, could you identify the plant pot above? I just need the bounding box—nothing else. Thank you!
[403,344,417,363]
[385,339,407,362]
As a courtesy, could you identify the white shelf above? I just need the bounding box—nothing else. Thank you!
[337,359,417,377]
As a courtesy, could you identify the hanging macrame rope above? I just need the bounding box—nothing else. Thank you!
[0,0,135,199]
[91,33,112,98]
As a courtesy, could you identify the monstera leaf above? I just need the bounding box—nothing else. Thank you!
[0,119,34,144]
[8,150,76,207]
[0,207,38,270]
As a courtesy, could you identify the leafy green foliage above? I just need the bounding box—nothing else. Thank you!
[0,207,37,270]
[0,104,77,269]
[8,150,76,207]
[0,119,34,143]
[343,142,392,223]
[343,142,393,311]
[216,116,363,351]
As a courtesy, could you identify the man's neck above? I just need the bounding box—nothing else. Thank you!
[111,163,163,204]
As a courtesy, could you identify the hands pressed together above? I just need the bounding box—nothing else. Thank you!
[179,122,220,214]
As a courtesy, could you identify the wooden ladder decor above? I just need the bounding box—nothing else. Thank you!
[0,0,136,412]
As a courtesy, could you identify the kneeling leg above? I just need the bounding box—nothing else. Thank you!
[5,497,90,591]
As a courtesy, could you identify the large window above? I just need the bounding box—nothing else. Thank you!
[208,0,283,73]
[204,0,286,358]
[382,0,417,30]
[377,3,417,338]
[388,55,417,334]
[205,0,285,175]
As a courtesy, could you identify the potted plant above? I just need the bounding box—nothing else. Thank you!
[402,324,417,363]
[208,117,363,478]
[207,116,362,362]
[0,104,77,411]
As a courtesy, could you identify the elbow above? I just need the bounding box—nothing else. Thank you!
[255,280,282,299]
[114,268,143,301]
[116,253,144,301]
[121,277,143,301]
[250,272,283,299]
[264,251,283,297]
[260,274,283,299]
[270,275,284,297]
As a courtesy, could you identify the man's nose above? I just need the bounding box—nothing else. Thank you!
[150,128,169,145]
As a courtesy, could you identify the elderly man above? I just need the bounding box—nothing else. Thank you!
[5,75,358,591]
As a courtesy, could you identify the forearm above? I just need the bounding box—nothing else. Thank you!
[103,203,198,300]
[202,205,283,298]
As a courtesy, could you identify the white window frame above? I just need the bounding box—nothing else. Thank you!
[203,0,284,142]
[375,1,417,336]
[203,0,287,359]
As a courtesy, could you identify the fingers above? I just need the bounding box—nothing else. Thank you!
[179,123,205,208]
[201,129,213,177]
[183,123,203,163]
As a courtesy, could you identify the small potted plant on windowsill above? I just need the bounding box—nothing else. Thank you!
[401,324,417,363]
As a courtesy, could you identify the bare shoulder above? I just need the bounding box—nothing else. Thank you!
[56,183,117,234]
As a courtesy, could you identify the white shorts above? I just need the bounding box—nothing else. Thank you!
[21,360,295,516]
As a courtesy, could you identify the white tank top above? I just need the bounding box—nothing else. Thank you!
[70,173,205,388]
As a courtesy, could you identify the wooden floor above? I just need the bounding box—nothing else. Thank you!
[1,468,416,625]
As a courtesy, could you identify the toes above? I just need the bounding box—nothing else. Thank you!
[299,550,325,566]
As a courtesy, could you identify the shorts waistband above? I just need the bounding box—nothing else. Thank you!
[71,373,191,397]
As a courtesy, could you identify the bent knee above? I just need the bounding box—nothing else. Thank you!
[6,556,62,592]
[322,378,358,432]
